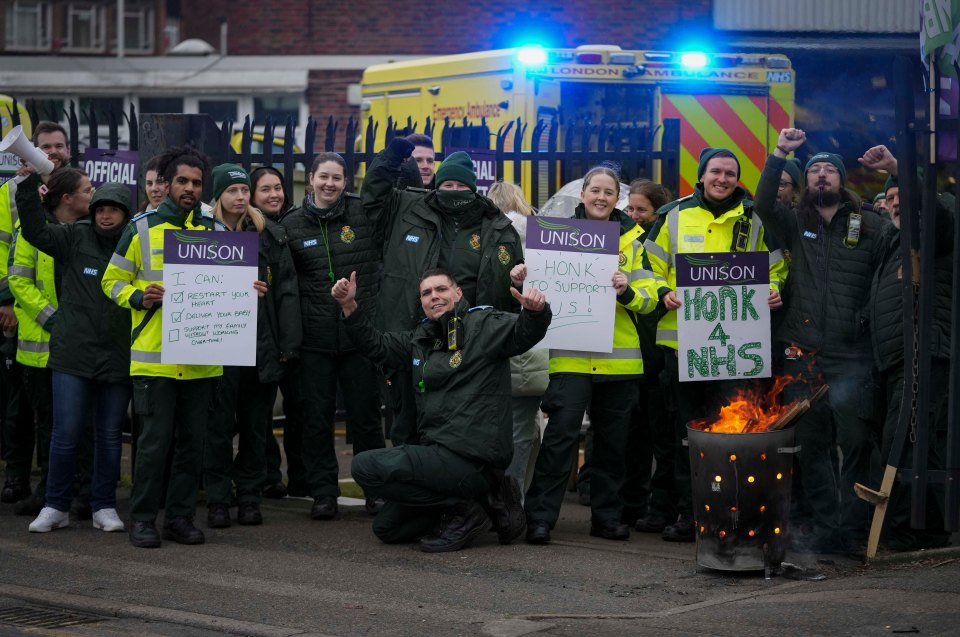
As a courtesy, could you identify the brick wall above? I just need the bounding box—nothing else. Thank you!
[307,69,363,138]
[182,0,713,55]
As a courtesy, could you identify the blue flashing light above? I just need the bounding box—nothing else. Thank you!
[681,52,709,69]
[517,45,548,67]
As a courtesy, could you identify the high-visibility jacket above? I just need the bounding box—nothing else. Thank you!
[642,185,787,350]
[8,224,57,368]
[0,181,18,306]
[548,207,658,376]
[101,197,223,380]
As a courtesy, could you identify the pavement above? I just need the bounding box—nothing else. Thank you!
[1,437,959,637]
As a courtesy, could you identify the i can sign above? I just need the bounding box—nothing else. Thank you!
[675,252,771,382]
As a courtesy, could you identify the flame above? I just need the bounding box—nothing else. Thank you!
[691,374,809,434]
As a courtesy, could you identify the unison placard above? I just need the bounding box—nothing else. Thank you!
[675,251,770,382]
[161,230,259,366]
[523,216,620,353]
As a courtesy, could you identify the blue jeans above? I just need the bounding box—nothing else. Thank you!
[45,371,131,512]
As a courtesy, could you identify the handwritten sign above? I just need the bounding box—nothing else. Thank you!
[523,216,619,353]
[161,230,259,366]
[444,147,496,196]
[83,149,140,211]
[676,252,771,382]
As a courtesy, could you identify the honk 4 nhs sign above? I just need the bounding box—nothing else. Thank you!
[161,230,259,366]
[524,216,619,353]
[676,252,771,382]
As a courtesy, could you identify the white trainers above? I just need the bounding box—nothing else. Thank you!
[92,508,125,532]
[28,507,70,533]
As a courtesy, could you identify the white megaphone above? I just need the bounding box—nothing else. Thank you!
[0,126,55,176]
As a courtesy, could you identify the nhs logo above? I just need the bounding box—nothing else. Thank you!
[767,71,792,84]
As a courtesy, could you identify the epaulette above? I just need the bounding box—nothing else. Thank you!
[130,210,156,223]
[467,305,493,313]
[345,191,361,200]
[404,186,429,194]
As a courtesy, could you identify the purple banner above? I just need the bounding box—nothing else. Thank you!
[164,230,259,267]
[675,252,769,288]
[83,148,140,211]
[525,216,620,255]
[445,147,496,196]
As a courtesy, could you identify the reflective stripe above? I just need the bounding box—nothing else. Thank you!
[657,328,678,342]
[667,206,680,257]
[7,265,35,279]
[136,268,164,281]
[17,339,49,353]
[633,287,653,313]
[643,239,669,263]
[769,249,784,265]
[0,230,12,243]
[549,347,641,360]
[36,304,55,326]
[134,218,162,280]
[630,267,655,282]
[749,213,761,252]
[109,252,135,273]
[110,280,127,302]
[131,349,161,363]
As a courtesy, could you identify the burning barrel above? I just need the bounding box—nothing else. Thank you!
[688,423,798,572]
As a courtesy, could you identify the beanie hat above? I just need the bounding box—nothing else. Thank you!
[434,151,477,193]
[805,153,847,185]
[212,163,251,201]
[89,182,132,217]
[873,192,886,204]
[883,174,898,194]
[784,158,802,188]
[697,147,740,181]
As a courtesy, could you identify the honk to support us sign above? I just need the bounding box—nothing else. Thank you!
[161,230,259,367]
[675,252,771,382]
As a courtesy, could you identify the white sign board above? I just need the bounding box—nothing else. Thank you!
[523,216,619,353]
[161,230,259,366]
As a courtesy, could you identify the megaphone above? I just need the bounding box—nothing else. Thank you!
[0,126,55,176]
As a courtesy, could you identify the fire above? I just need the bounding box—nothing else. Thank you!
[691,375,805,434]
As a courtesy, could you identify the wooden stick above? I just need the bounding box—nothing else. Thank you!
[810,384,829,404]
[768,399,810,431]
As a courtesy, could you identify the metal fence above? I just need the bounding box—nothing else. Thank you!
[8,98,680,208]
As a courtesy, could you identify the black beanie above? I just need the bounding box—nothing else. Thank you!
[697,147,740,181]
[435,151,477,192]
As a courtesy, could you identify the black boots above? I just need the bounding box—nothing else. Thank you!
[420,500,491,553]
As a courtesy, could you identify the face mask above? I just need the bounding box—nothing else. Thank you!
[437,189,476,210]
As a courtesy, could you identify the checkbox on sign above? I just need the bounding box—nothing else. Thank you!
[171,292,184,303]
[168,329,180,342]
[171,311,183,323]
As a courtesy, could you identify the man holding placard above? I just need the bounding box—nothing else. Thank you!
[102,145,265,549]
[643,148,787,542]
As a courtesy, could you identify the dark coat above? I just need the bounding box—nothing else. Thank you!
[344,299,551,469]
[248,217,301,383]
[281,193,380,353]
[754,155,894,359]
[14,176,130,383]
[361,145,522,332]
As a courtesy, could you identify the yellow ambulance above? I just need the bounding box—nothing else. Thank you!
[360,46,794,196]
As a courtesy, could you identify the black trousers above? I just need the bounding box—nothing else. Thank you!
[264,359,307,490]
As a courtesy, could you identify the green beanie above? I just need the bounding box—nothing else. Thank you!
[697,147,740,181]
[784,158,802,188]
[89,182,132,217]
[434,151,477,192]
[805,153,846,185]
[883,174,898,194]
[873,192,886,204]
[212,163,251,201]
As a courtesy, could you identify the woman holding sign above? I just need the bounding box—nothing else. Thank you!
[12,171,132,535]
[204,164,301,528]
[518,166,659,544]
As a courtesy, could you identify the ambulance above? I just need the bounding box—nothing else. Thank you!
[360,46,794,196]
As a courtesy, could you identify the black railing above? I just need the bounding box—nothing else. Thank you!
[5,97,680,207]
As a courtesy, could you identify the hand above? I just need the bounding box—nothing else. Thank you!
[768,289,783,310]
[776,128,806,156]
[857,145,898,176]
[15,163,35,178]
[510,286,546,312]
[510,263,527,287]
[387,137,415,160]
[253,280,268,298]
[662,290,682,310]
[611,270,628,294]
[141,283,165,309]
[331,271,359,316]
[0,305,17,332]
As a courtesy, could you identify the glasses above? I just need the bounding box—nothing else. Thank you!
[808,165,839,175]
[778,180,793,189]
